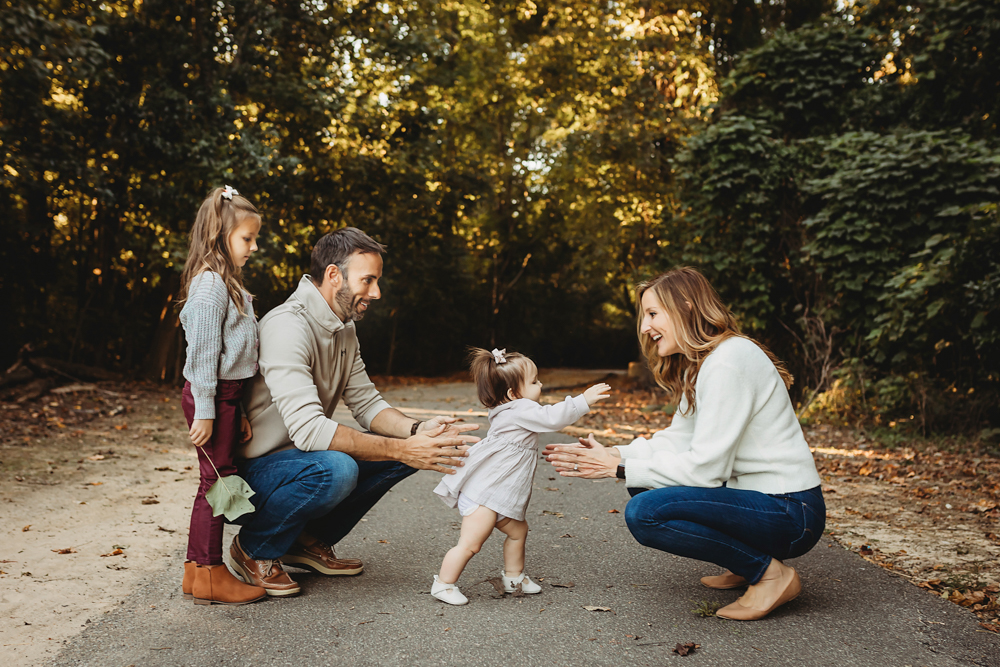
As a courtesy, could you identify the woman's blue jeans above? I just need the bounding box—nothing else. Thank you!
[233,448,416,560]
[624,485,825,584]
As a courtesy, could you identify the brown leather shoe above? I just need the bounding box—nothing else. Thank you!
[282,536,364,576]
[182,561,196,600]
[192,564,267,606]
[700,570,748,590]
[229,535,301,597]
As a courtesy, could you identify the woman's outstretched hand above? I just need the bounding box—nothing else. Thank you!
[543,433,621,479]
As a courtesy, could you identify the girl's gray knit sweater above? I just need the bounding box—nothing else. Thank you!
[179,271,259,420]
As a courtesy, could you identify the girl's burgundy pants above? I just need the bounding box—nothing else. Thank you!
[181,379,244,565]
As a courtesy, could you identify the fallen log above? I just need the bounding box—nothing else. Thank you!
[27,357,123,383]
[50,383,123,397]
[13,377,56,403]
[0,364,34,390]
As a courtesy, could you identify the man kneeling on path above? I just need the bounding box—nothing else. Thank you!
[231,227,478,597]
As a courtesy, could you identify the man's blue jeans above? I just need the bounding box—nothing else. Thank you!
[624,485,825,584]
[233,449,417,560]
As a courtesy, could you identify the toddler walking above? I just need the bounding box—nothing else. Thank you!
[178,185,266,605]
[430,347,610,605]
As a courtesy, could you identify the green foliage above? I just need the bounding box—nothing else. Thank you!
[669,5,1000,432]
[724,20,881,135]
[901,0,1000,137]
[802,131,1000,361]
[669,115,808,333]
[2,0,996,434]
[690,599,723,617]
[3,0,718,373]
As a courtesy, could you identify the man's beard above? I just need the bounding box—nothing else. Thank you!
[335,283,367,321]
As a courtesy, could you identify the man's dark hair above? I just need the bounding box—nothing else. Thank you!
[310,227,387,285]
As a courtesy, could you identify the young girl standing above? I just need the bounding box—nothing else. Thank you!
[430,348,610,605]
[178,185,267,606]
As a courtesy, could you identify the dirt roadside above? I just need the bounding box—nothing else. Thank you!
[1,374,998,666]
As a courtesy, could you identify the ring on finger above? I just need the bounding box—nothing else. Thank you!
[574,463,579,471]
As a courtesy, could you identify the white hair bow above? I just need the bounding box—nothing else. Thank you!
[222,185,239,200]
[491,348,507,364]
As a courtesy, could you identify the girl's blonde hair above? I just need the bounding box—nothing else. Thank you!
[637,267,792,414]
[178,187,260,315]
[467,347,535,409]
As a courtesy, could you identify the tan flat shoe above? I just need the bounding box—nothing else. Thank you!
[700,570,748,590]
[716,565,801,621]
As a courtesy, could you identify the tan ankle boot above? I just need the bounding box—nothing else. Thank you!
[182,561,196,600]
[193,564,267,606]
[700,570,748,590]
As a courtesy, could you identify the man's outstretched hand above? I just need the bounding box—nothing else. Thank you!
[418,415,481,440]
[401,422,474,474]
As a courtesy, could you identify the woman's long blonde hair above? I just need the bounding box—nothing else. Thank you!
[178,187,260,315]
[637,267,792,414]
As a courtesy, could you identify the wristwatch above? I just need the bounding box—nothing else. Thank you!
[410,420,423,436]
[616,463,626,480]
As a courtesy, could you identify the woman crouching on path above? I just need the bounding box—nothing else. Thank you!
[544,267,825,621]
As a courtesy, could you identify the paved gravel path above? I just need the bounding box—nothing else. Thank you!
[52,381,999,666]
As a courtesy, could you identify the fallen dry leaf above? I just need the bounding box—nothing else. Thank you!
[673,642,700,656]
[542,510,564,517]
[100,548,124,557]
[486,577,506,598]
[154,466,175,472]
[86,454,105,461]
[560,533,573,538]
[51,548,77,554]
[608,509,620,513]
[377,539,389,544]
[551,582,575,588]
[22,525,30,532]
[583,605,612,612]
[141,498,159,505]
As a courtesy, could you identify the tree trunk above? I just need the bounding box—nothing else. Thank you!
[142,273,183,382]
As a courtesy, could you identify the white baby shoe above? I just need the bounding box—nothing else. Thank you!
[501,570,541,594]
[431,575,469,605]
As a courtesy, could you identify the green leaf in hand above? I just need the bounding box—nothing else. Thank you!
[205,475,256,522]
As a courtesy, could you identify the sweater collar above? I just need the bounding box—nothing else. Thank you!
[294,275,347,334]
[487,399,525,422]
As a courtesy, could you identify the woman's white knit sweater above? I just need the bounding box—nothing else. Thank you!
[617,337,821,494]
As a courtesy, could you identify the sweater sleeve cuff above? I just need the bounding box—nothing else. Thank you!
[296,419,339,452]
[621,458,658,490]
[192,394,217,421]
[616,437,652,460]
[354,400,394,433]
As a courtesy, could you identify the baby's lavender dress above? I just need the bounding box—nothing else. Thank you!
[433,395,590,522]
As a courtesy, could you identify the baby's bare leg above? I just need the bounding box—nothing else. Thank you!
[439,506,497,583]
[496,518,528,576]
